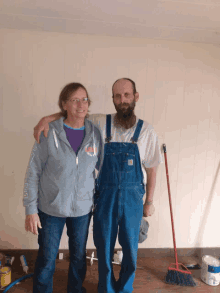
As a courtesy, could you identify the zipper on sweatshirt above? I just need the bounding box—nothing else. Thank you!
[71,155,79,215]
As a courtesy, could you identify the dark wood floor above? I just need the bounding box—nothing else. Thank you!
[4,255,220,292]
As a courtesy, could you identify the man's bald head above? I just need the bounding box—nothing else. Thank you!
[112,78,137,97]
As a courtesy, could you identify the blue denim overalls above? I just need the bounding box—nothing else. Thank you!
[93,114,145,293]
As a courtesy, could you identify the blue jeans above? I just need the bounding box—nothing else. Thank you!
[33,209,91,293]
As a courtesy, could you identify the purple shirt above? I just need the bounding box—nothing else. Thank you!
[64,123,85,155]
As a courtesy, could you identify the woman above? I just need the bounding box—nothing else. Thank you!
[23,83,102,293]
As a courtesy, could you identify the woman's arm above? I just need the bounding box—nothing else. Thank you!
[95,128,104,172]
[23,133,49,234]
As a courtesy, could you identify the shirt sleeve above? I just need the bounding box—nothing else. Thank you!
[142,129,163,168]
[23,133,48,215]
[88,113,106,128]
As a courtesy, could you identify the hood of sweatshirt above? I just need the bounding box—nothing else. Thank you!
[50,117,97,156]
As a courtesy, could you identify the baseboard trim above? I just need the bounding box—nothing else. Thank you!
[137,247,220,259]
[0,247,219,263]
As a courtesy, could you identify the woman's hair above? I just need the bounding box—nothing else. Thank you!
[58,82,91,118]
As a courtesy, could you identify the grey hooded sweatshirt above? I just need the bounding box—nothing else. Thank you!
[23,117,103,217]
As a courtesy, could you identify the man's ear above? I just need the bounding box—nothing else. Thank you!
[135,92,139,102]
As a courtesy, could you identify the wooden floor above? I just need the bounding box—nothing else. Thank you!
[4,256,220,292]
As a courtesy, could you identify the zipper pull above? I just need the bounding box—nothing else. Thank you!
[76,157,78,165]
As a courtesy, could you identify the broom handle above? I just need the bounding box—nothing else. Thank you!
[163,144,179,269]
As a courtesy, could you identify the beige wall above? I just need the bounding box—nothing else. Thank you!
[1,28,220,250]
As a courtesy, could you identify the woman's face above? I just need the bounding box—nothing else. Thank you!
[63,87,89,119]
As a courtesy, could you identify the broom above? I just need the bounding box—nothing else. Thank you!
[163,144,196,286]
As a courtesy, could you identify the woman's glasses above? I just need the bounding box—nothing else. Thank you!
[68,97,88,104]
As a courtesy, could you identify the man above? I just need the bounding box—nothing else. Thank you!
[34,78,162,293]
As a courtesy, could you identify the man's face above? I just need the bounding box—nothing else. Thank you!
[112,79,139,118]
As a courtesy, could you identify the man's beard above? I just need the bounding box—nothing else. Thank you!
[114,100,136,129]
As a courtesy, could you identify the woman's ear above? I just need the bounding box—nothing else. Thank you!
[62,101,67,111]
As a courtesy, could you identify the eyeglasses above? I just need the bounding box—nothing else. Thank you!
[68,97,89,104]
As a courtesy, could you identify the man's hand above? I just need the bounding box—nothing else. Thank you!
[143,203,155,217]
[33,113,62,143]
[25,214,42,235]
[34,117,49,143]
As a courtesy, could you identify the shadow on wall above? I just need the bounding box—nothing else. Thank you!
[195,161,220,256]
[0,230,22,249]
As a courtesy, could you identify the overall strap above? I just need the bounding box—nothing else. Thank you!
[105,114,112,143]
[131,119,143,143]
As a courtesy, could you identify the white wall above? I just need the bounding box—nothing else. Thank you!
[1,28,220,250]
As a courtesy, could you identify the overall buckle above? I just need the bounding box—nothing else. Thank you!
[130,138,137,144]
[105,136,112,143]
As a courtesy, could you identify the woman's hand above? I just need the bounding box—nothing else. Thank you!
[25,214,42,235]
[34,117,50,143]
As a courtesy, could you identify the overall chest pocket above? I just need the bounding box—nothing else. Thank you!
[121,152,135,173]
[104,151,136,174]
